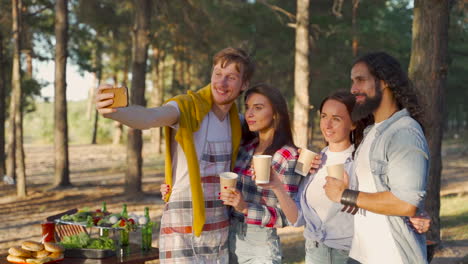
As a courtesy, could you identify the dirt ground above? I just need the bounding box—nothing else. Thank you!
[0,142,467,263]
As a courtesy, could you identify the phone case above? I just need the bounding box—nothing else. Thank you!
[101,87,128,108]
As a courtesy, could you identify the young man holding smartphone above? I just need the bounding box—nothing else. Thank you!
[96,47,255,263]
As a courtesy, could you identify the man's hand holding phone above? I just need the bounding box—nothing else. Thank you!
[96,84,128,115]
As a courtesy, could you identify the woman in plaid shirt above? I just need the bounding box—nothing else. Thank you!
[220,83,303,263]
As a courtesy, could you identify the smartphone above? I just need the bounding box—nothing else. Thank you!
[100,86,128,108]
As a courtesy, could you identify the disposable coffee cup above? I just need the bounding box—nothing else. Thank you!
[252,155,272,184]
[327,164,344,180]
[219,172,238,193]
[295,148,318,176]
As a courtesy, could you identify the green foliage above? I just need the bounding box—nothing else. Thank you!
[3,0,467,144]
[22,75,44,113]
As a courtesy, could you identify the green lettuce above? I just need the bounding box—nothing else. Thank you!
[60,232,115,250]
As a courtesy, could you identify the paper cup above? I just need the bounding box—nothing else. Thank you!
[327,164,344,180]
[252,155,272,183]
[219,172,238,193]
[295,148,318,176]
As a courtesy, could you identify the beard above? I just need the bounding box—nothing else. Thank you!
[351,82,383,122]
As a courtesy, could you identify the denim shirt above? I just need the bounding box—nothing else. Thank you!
[353,109,429,264]
[293,146,357,250]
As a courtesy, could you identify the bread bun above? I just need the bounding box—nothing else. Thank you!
[21,241,44,251]
[26,257,53,264]
[8,246,32,257]
[48,251,64,260]
[32,249,50,258]
[44,242,64,253]
[7,254,27,263]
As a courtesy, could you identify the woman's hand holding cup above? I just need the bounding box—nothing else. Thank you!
[219,187,247,215]
[255,169,283,192]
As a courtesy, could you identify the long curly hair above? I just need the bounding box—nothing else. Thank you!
[353,52,424,128]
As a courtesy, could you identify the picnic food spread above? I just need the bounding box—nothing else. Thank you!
[7,241,64,264]
[4,203,156,263]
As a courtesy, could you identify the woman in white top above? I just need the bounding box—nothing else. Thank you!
[260,91,428,264]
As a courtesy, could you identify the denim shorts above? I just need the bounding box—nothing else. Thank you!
[229,218,282,264]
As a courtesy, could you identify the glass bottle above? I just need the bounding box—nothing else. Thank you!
[141,207,153,251]
[100,201,109,237]
[102,201,107,213]
[119,204,129,246]
[121,203,128,218]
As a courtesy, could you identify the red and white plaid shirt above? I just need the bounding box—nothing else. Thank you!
[232,138,302,228]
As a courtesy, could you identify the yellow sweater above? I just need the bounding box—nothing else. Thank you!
[164,84,241,237]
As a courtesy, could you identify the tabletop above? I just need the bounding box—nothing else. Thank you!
[1,244,159,264]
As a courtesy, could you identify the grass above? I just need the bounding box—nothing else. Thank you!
[440,193,468,240]
[24,100,117,144]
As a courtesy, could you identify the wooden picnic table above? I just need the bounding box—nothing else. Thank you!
[1,244,159,264]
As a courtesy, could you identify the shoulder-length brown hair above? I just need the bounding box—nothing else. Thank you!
[244,83,295,155]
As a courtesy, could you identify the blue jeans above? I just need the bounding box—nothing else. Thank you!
[229,218,281,264]
[305,240,349,264]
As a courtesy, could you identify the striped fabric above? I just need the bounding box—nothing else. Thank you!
[232,138,302,228]
[159,140,231,264]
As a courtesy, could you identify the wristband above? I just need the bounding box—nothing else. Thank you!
[340,189,360,207]
[341,205,359,215]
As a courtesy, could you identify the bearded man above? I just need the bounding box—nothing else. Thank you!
[324,52,429,264]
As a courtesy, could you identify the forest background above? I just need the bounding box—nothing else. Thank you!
[0,0,467,263]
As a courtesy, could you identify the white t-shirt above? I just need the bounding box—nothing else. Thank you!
[349,122,403,264]
[306,145,354,221]
[166,101,231,196]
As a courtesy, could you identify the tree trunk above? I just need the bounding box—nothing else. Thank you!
[0,32,6,179]
[186,58,191,90]
[25,50,32,77]
[351,0,360,57]
[7,0,19,185]
[171,59,176,94]
[11,0,26,197]
[91,110,98,145]
[112,54,129,146]
[87,43,102,121]
[22,15,33,77]
[126,0,151,195]
[112,121,123,145]
[408,0,450,256]
[90,72,100,145]
[123,54,130,87]
[14,90,26,197]
[53,0,70,187]
[151,47,164,154]
[293,0,310,148]
[6,91,16,183]
[112,73,124,146]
